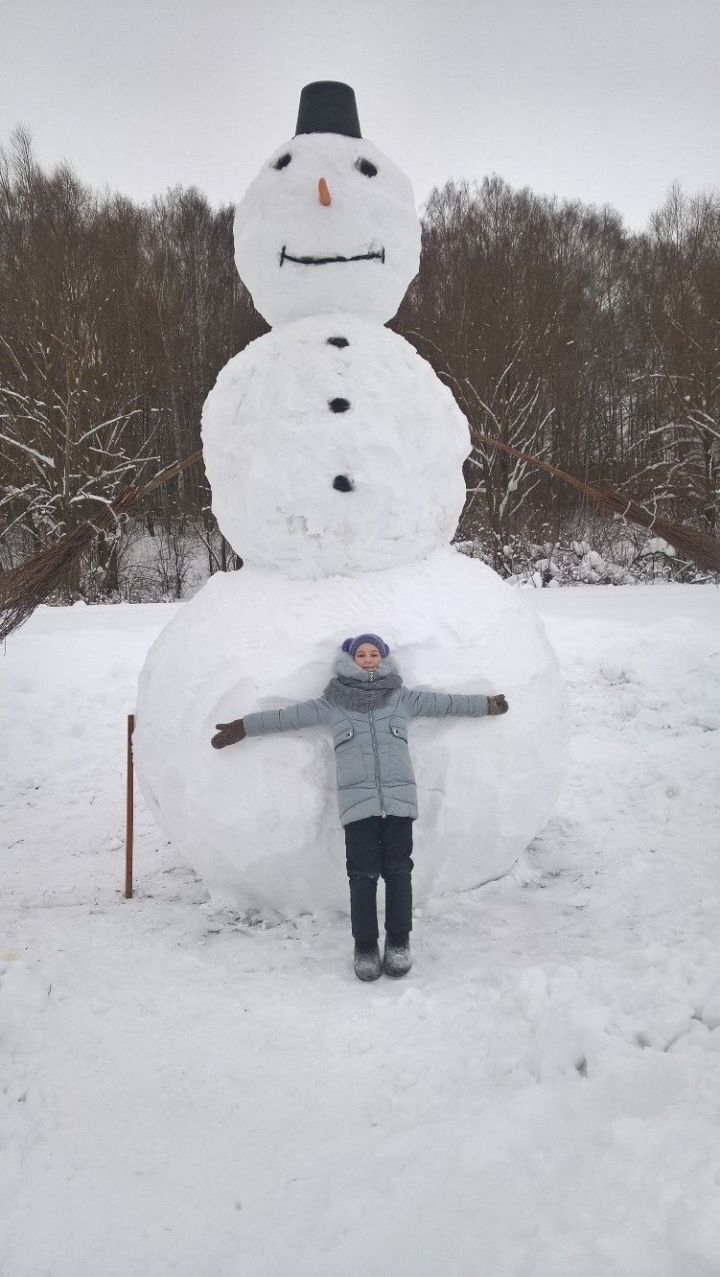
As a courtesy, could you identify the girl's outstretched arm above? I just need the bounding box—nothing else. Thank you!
[405,688,508,719]
[211,697,329,749]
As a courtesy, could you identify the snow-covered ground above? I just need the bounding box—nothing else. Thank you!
[2,584,719,1277]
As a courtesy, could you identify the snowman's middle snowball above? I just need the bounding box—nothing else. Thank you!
[202,314,471,577]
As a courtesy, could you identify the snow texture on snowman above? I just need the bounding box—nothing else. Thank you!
[134,81,568,913]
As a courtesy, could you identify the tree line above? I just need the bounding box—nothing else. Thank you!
[1,128,718,595]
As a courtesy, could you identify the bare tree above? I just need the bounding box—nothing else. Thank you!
[0,333,157,594]
[626,186,720,531]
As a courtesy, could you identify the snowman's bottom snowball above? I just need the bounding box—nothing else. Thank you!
[134,549,568,914]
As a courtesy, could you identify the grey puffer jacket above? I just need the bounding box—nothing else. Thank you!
[243,653,489,826]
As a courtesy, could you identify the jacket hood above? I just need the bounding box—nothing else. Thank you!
[333,651,401,682]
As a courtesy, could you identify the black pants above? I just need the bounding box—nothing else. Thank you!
[344,816,414,946]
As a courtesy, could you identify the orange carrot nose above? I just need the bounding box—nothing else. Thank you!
[318,177,331,206]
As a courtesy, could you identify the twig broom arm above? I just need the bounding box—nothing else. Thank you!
[0,450,204,643]
[470,430,720,574]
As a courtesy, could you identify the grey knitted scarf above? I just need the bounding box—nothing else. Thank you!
[324,670,402,712]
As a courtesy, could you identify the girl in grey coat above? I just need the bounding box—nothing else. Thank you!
[212,633,508,981]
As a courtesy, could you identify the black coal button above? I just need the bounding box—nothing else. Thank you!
[332,475,354,492]
[329,397,351,412]
[327,337,349,348]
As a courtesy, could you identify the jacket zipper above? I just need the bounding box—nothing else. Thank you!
[368,669,385,817]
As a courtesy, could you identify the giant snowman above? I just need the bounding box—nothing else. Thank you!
[134,82,567,913]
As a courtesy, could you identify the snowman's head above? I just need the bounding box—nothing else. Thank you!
[234,82,421,327]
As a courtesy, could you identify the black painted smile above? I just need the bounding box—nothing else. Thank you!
[279,246,385,267]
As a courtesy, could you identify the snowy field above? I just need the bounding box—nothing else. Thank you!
[2,583,720,1277]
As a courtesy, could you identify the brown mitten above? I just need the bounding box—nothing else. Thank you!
[487,694,509,716]
[211,719,246,749]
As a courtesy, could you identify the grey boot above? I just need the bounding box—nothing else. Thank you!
[384,933,412,977]
[354,942,382,982]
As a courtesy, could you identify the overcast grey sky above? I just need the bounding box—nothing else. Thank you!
[1,0,717,230]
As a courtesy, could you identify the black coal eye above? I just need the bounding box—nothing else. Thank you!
[355,158,378,178]
[273,153,292,170]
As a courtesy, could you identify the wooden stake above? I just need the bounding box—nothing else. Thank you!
[125,713,135,898]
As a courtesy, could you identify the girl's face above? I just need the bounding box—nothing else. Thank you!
[354,643,382,670]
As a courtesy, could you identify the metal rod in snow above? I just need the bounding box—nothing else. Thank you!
[125,713,135,899]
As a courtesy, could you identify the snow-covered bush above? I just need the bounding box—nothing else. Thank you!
[454,517,717,586]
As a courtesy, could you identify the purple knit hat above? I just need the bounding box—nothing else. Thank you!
[342,633,390,659]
